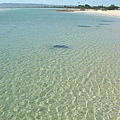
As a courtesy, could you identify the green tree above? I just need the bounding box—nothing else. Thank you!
[107,4,119,10]
[85,4,91,9]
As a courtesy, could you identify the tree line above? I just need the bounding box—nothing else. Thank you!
[64,4,119,10]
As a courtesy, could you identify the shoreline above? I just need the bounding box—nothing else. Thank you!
[56,9,120,17]
[74,10,120,17]
[1,8,120,17]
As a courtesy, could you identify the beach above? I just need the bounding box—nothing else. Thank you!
[57,9,120,17]
[74,9,120,17]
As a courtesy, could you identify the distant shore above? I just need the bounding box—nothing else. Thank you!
[1,8,120,17]
[56,9,120,17]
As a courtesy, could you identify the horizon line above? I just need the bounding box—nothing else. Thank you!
[0,3,120,7]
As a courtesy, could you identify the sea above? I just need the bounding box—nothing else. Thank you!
[0,8,120,120]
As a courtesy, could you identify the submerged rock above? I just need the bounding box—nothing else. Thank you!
[53,45,69,49]
[99,23,111,25]
[78,25,91,27]
[96,26,101,27]
[101,20,115,22]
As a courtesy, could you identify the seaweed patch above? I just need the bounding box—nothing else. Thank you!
[53,45,69,49]
[78,25,91,27]
[99,23,111,25]
[96,26,101,27]
[101,20,115,22]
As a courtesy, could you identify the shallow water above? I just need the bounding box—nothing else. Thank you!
[0,8,120,120]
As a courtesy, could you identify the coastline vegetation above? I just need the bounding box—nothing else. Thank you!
[56,4,120,12]
[0,3,119,10]
[77,4,119,11]
[63,4,120,11]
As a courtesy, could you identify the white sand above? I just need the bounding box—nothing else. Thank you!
[74,10,120,17]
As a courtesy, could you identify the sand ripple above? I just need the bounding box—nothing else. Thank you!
[0,9,120,120]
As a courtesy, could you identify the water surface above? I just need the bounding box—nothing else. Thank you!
[0,8,120,120]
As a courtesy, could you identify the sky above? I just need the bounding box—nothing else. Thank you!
[0,0,120,6]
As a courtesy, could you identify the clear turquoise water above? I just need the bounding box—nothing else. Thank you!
[0,8,120,120]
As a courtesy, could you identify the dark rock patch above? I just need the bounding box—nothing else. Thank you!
[96,26,101,27]
[101,20,115,22]
[99,23,111,25]
[78,25,91,28]
[53,45,69,49]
